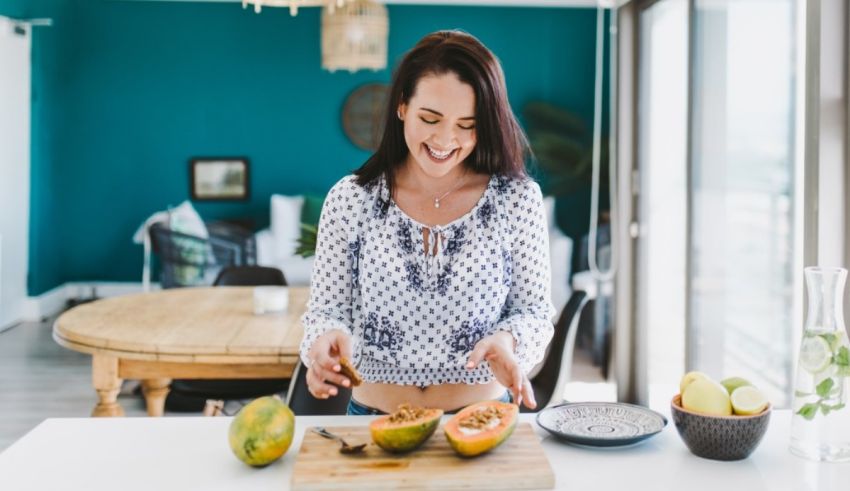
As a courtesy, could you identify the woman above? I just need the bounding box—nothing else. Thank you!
[300,30,554,415]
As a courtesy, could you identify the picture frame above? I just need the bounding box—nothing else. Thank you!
[189,157,250,201]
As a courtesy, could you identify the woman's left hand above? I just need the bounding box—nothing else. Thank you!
[466,332,537,410]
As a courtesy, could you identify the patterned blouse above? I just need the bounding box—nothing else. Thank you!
[299,173,555,387]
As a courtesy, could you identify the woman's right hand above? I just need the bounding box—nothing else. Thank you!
[306,329,354,399]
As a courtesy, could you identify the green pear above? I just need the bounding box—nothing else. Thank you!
[682,378,732,416]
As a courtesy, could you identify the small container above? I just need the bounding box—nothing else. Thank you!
[671,394,771,461]
[253,286,289,315]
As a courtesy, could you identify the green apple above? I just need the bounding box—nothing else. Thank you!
[720,376,752,395]
[682,377,733,416]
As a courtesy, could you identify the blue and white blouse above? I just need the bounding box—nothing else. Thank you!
[299,173,555,387]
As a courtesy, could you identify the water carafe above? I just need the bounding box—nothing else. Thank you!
[790,267,850,461]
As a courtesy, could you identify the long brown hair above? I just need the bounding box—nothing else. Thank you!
[354,30,530,193]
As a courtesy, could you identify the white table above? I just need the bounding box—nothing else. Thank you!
[0,412,846,490]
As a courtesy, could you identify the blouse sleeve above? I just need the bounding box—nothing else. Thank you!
[298,177,360,365]
[494,180,556,374]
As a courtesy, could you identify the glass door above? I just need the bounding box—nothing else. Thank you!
[634,0,800,408]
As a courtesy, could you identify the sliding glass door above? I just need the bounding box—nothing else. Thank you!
[634,0,800,407]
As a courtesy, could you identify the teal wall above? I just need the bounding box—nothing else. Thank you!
[12,1,599,295]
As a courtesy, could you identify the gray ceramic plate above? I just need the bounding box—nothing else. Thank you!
[536,402,667,447]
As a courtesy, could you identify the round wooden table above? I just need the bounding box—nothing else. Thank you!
[53,286,307,417]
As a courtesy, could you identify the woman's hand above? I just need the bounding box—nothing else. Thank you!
[306,329,353,399]
[466,331,537,410]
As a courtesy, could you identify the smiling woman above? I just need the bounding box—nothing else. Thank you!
[298,30,555,416]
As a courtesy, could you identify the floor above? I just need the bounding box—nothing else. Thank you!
[0,315,606,451]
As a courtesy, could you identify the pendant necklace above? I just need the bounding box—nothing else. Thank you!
[433,173,467,209]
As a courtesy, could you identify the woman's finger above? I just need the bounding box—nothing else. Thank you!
[313,348,341,374]
[466,340,491,369]
[313,364,351,389]
[306,367,338,398]
[521,376,537,410]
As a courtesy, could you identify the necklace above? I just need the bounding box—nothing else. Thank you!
[433,174,467,209]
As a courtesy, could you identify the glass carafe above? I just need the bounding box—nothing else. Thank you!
[790,267,850,461]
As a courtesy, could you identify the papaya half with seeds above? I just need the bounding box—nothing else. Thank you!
[444,401,518,457]
[369,403,444,453]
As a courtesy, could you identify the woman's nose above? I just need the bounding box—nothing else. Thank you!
[432,125,457,148]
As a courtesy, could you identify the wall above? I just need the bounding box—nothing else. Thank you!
[20,0,599,295]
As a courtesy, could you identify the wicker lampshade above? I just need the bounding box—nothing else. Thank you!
[242,0,348,16]
[321,0,389,73]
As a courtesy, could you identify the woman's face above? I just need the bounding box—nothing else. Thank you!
[398,72,477,179]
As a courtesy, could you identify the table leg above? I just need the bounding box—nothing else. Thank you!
[92,355,125,417]
[141,378,172,417]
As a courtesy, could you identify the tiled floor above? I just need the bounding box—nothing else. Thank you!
[0,315,606,451]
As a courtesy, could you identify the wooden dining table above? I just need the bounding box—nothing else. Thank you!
[52,286,307,417]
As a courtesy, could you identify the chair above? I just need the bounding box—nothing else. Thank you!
[285,360,353,416]
[213,265,287,286]
[148,222,256,289]
[164,265,290,412]
[521,290,590,413]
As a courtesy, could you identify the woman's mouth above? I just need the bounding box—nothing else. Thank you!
[424,143,457,163]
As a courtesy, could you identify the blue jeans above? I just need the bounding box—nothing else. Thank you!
[346,391,513,416]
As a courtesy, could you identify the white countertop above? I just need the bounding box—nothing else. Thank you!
[0,411,846,490]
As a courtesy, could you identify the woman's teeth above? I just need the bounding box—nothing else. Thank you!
[426,144,454,160]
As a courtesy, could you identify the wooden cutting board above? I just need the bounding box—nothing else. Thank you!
[291,423,555,490]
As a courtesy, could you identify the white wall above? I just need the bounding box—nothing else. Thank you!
[0,18,31,330]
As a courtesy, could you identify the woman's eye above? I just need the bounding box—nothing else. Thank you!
[458,124,475,130]
[420,117,439,125]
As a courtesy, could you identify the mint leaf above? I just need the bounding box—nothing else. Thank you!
[794,390,812,397]
[816,378,835,398]
[835,347,850,367]
[822,333,837,348]
[827,403,845,412]
[797,403,819,420]
[837,366,850,377]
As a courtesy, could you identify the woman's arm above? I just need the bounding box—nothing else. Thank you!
[298,177,360,366]
[493,180,556,374]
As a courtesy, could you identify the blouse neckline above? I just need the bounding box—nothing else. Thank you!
[381,173,497,231]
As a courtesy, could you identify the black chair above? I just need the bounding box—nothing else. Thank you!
[164,265,290,412]
[285,360,353,416]
[521,290,590,413]
[214,265,287,287]
[148,222,256,289]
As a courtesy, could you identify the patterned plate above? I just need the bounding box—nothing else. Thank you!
[536,402,667,447]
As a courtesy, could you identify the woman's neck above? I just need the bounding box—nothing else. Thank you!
[395,160,467,196]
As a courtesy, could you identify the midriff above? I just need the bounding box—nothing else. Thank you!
[352,380,506,413]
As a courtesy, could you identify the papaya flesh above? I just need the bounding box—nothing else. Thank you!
[444,401,518,457]
[228,395,295,467]
[369,404,444,453]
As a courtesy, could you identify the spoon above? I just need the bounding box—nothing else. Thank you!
[312,427,368,454]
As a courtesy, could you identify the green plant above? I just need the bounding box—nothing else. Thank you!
[523,101,608,197]
[295,223,318,258]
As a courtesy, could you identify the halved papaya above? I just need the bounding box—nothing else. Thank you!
[444,401,518,457]
[369,403,443,453]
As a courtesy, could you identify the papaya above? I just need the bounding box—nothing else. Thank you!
[228,395,295,467]
[369,403,443,453]
[444,401,518,457]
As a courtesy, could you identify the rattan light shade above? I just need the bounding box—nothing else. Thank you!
[321,0,389,73]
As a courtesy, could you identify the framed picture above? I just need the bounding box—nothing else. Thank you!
[190,157,249,201]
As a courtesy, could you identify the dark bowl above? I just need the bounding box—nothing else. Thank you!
[671,394,771,461]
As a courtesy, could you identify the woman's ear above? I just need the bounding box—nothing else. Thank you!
[397,103,407,121]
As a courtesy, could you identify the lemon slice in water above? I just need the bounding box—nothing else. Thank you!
[799,335,832,373]
[730,386,769,415]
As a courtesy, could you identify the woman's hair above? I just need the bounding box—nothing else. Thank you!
[354,30,530,192]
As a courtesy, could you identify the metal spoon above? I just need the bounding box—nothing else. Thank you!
[312,427,368,454]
